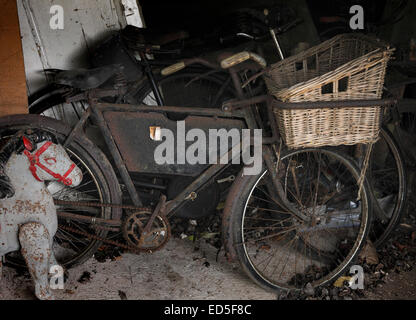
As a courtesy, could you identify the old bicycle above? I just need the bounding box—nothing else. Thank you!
[0,53,396,293]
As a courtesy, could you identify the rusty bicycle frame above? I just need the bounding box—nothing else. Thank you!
[61,93,270,222]
[57,86,397,230]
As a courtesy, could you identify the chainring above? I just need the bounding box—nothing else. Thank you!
[122,209,171,253]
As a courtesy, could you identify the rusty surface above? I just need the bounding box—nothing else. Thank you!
[54,199,147,211]
[19,222,54,300]
[164,145,240,215]
[222,95,270,111]
[58,208,171,254]
[221,169,247,262]
[55,199,170,252]
[90,104,143,207]
[220,144,290,262]
[0,114,124,221]
[98,102,244,118]
[222,97,398,111]
[58,224,146,254]
[143,195,166,233]
[0,134,85,299]
[122,208,171,253]
[273,98,398,110]
[57,211,122,227]
[104,110,246,176]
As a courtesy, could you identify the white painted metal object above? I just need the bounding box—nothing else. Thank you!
[0,138,82,300]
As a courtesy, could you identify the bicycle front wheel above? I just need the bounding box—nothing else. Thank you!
[224,148,372,292]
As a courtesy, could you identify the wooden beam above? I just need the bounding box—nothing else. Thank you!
[0,0,28,116]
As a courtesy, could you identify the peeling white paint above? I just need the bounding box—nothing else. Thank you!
[17,0,132,94]
[122,0,144,28]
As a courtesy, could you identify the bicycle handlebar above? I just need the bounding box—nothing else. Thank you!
[161,50,267,76]
[160,58,220,76]
[220,51,267,69]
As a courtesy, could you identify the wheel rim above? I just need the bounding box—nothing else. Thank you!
[38,100,88,126]
[240,149,369,290]
[369,129,406,246]
[50,148,107,266]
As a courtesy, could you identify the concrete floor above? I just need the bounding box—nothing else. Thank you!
[0,238,276,300]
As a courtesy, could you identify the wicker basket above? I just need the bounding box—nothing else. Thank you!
[264,34,394,149]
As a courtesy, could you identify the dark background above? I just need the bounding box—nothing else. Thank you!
[139,0,387,31]
[137,0,413,62]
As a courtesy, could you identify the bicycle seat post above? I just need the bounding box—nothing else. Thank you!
[139,51,165,106]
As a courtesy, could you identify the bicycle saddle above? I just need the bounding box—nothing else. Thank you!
[121,25,189,47]
[52,65,123,89]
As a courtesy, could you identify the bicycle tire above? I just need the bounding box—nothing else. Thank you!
[222,147,372,292]
[369,127,407,247]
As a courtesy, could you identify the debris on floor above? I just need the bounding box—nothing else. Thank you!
[1,189,416,300]
[359,240,380,265]
[78,271,92,284]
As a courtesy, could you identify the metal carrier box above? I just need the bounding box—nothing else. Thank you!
[104,110,246,176]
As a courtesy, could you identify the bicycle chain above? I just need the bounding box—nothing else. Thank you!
[54,199,150,211]
[58,224,146,254]
[55,199,169,253]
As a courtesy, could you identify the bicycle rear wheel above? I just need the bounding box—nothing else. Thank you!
[29,85,90,127]
[368,128,407,247]
[223,148,372,292]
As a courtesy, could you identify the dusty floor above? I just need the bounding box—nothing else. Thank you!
[1,175,416,300]
[363,268,416,300]
[0,238,276,300]
[1,235,416,300]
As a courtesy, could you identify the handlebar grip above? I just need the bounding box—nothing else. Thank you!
[220,51,267,69]
[161,61,186,76]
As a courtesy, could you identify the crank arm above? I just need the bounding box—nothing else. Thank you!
[143,195,167,234]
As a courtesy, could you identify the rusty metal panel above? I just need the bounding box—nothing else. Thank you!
[104,111,246,176]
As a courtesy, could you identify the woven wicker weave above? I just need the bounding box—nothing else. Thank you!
[264,34,394,148]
